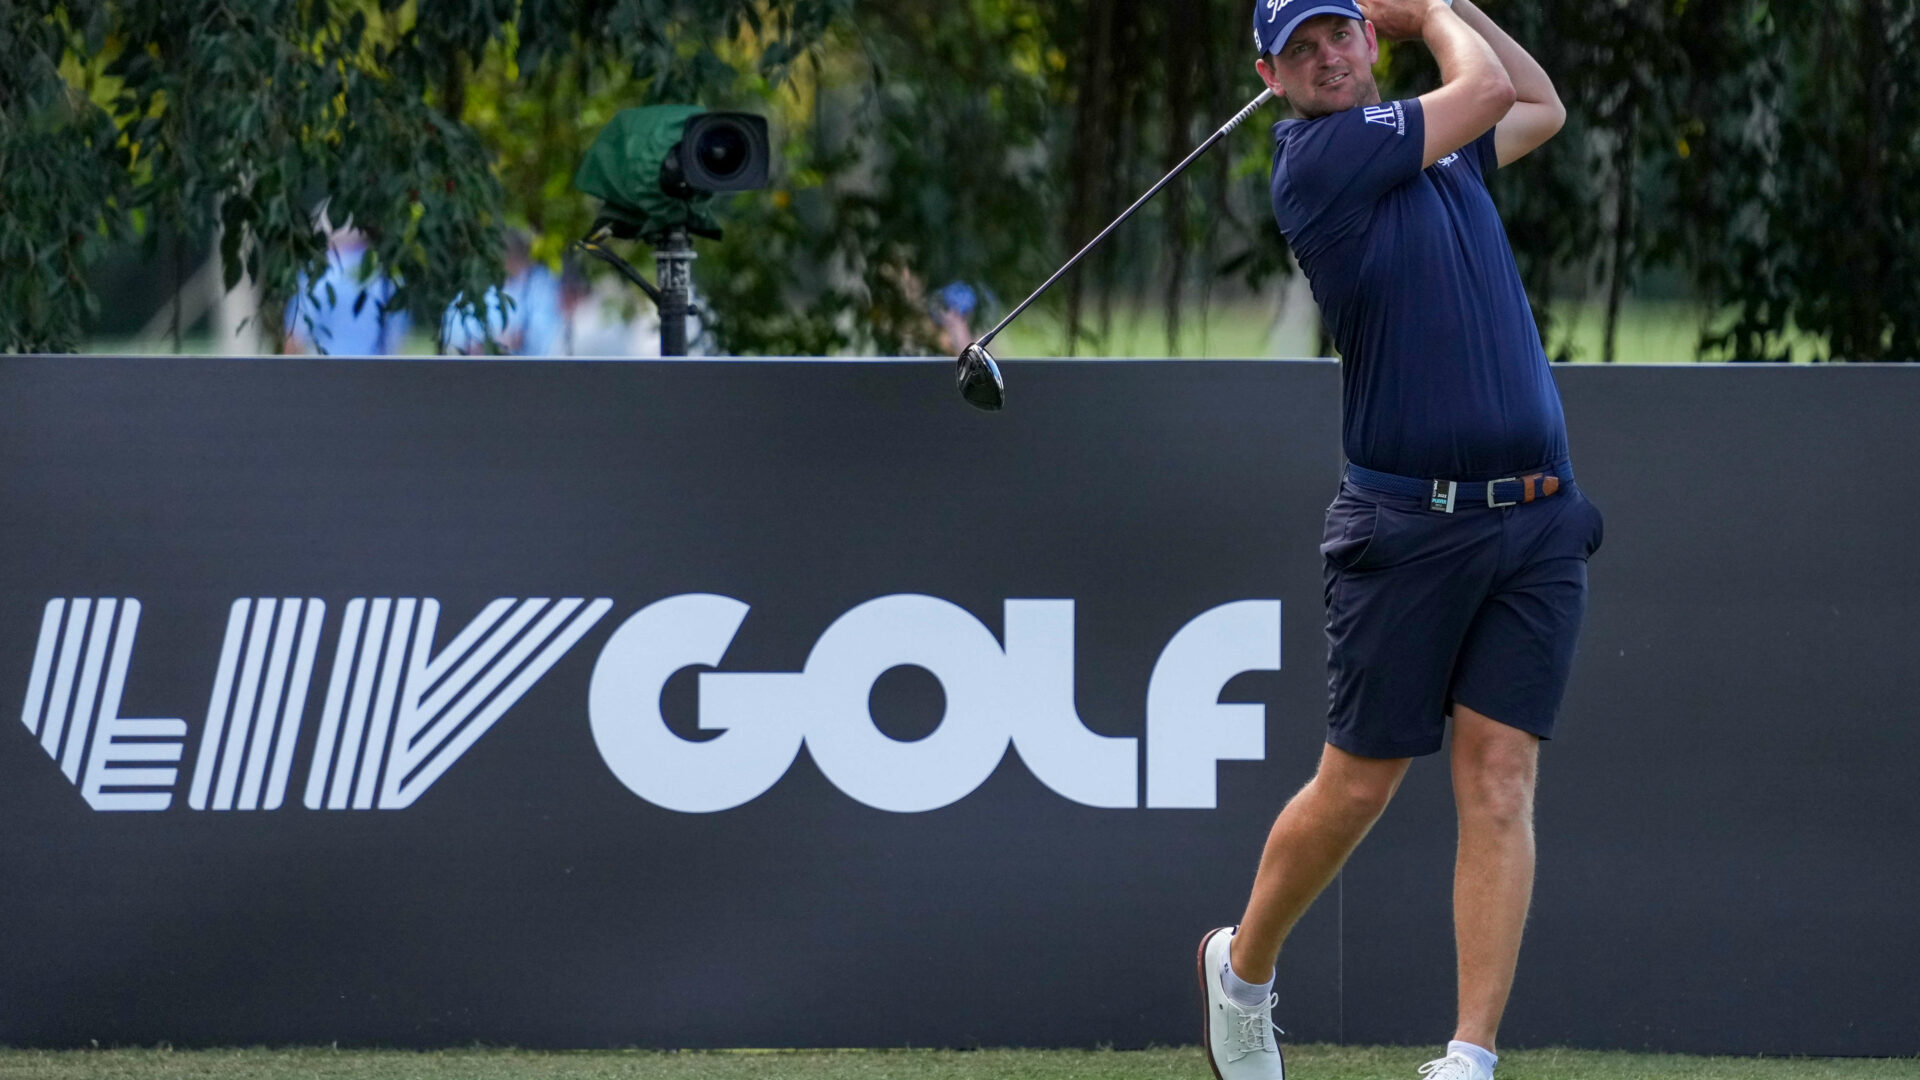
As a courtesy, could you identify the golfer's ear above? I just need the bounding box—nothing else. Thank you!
[1255,57,1286,98]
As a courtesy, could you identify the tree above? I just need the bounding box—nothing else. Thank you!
[7,0,1915,361]
[699,0,1293,357]
[690,0,1070,355]
[2,0,845,352]
[1,0,133,349]
[1673,0,1920,361]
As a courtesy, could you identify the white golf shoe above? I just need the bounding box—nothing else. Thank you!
[1416,1050,1493,1080]
[1197,926,1285,1080]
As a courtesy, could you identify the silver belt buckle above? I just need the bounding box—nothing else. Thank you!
[1429,480,1458,513]
[1486,477,1520,508]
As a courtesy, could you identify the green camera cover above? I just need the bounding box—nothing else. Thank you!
[575,106,721,240]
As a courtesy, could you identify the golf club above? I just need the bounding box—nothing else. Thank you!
[957,86,1275,411]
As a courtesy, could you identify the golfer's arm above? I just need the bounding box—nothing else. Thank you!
[1415,2,1515,169]
[1452,0,1565,165]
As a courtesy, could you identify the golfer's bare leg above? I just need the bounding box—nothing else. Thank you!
[1448,703,1540,1052]
[1228,742,1411,982]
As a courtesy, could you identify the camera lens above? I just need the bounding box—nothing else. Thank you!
[695,125,750,182]
[672,112,770,193]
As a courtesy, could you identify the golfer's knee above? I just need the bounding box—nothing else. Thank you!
[1452,713,1538,829]
[1455,763,1535,830]
[1310,753,1406,821]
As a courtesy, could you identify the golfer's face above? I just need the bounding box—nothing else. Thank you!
[1265,16,1378,117]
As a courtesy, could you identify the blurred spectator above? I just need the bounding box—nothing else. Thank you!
[441,232,563,355]
[930,280,978,355]
[283,229,409,355]
[564,272,662,357]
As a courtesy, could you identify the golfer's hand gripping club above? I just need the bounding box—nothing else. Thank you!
[956,87,1275,411]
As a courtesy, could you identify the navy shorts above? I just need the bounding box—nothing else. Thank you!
[1320,472,1605,758]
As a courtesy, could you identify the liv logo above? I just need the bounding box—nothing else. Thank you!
[586,596,1282,813]
[16,594,1283,815]
[191,598,326,812]
[21,596,612,812]
[301,597,612,810]
[22,599,186,811]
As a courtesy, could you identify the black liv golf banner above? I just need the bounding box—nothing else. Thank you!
[0,357,1341,1050]
[2,358,1916,1056]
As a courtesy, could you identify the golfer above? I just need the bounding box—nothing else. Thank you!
[1199,2,1603,1079]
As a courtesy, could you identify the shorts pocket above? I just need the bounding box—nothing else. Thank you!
[1321,495,1382,570]
[1580,491,1605,557]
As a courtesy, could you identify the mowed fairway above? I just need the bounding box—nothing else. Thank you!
[2,1047,1914,1080]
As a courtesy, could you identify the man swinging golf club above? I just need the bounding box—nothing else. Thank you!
[1198,2,1604,1079]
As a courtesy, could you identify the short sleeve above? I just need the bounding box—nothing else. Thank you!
[1273,98,1427,235]
[1473,127,1499,177]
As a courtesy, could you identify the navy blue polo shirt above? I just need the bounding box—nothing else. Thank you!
[1270,98,1569,481]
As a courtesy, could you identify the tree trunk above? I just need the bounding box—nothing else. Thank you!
[214,224,261,354]
[1198,3,1233,358]
[1162,5,1195,355]
[439,53,467,123]
[1603,110,1637,365]
[1095,0,1144,352]
[1844,0,1887,361]
[172,236,185,353]
[1063,0,1116,356]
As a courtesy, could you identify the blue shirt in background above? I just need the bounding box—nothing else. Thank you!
[284,246,410,356]
[441,265,564,356]
[1269,98,1569,481]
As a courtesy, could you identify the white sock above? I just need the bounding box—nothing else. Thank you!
[1448,1040,1497,1077]
[1219,958,1274,1008]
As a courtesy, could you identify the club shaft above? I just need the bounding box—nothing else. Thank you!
[976,88,1273,349]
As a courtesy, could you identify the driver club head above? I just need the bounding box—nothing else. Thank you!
[956,342,1005,411]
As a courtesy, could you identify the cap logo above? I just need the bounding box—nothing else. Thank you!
[1258,0,1299,51]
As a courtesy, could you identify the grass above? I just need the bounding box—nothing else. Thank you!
[1543,299,1709,365]
[992,298,1720,364]
[82,299,1747,364]
[992,298,1284,361]
[1,1046,1914,1080]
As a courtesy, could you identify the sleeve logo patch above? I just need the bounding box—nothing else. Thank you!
[1363,102,1405,134]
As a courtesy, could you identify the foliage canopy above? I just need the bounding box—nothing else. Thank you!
[2,0,1915,360]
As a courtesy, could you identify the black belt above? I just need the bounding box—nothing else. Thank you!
[1346,462,1570,513]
